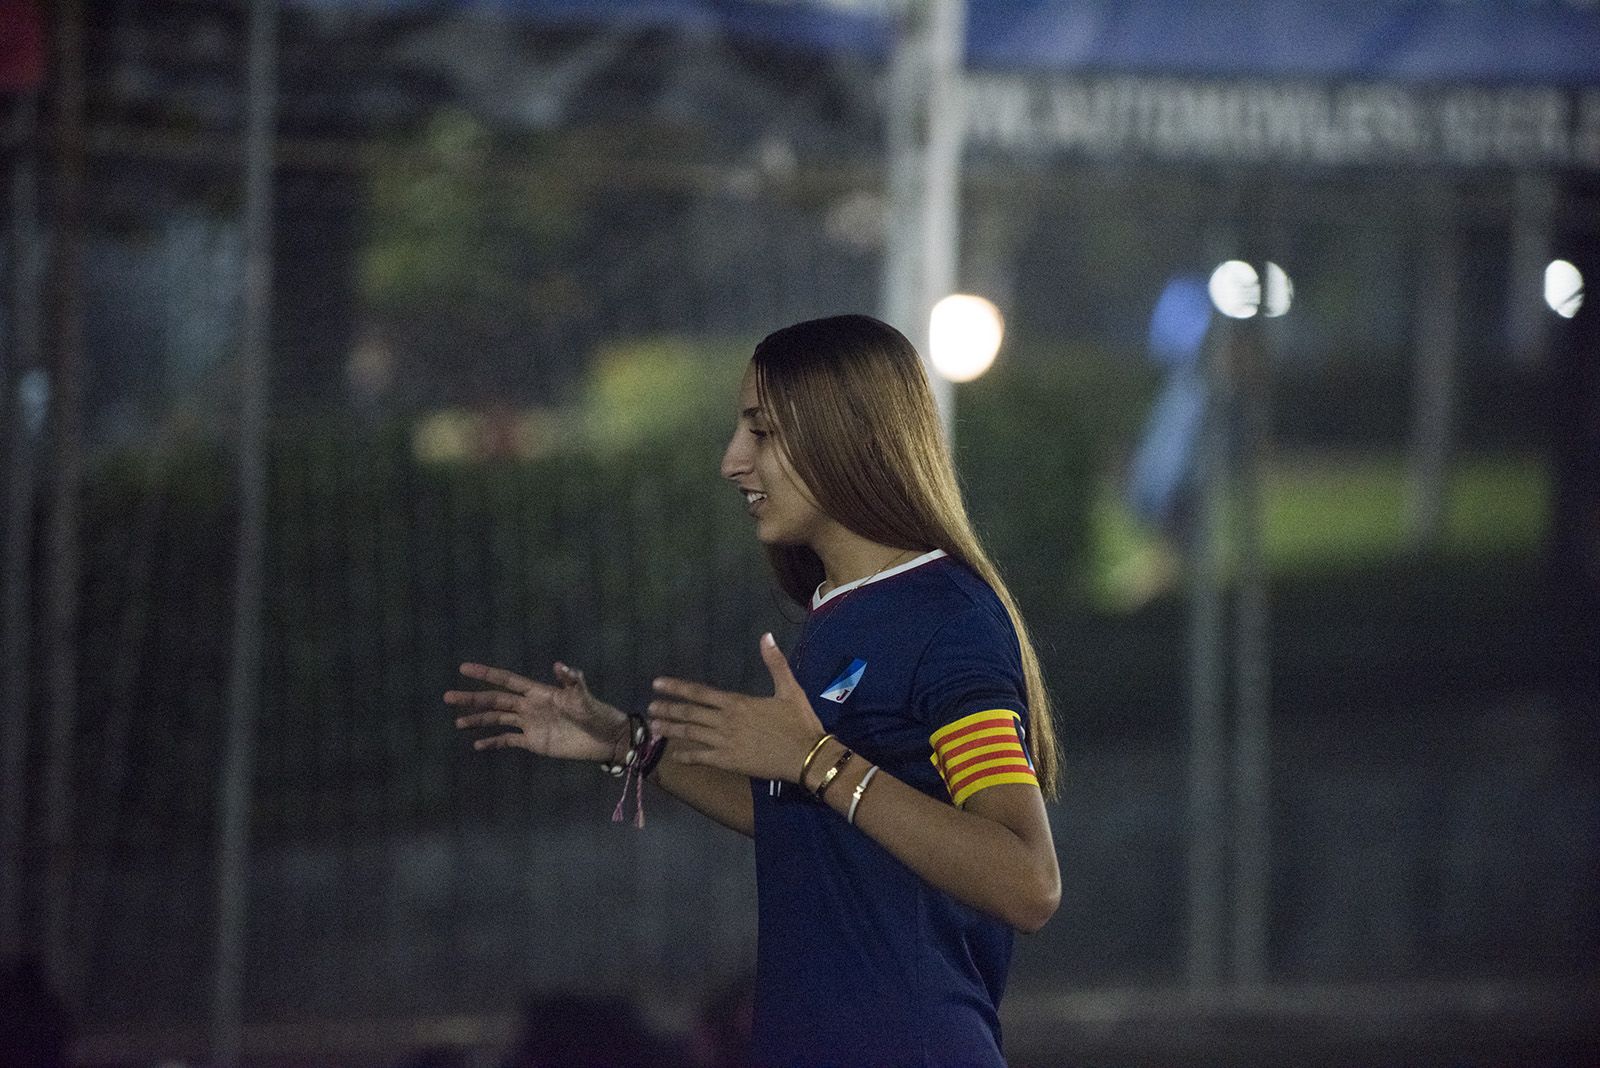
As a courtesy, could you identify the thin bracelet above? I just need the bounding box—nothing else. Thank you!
[600,716,648,777]
[847,765,880,825]
[637,737,668,777]
[814,749,854,802]
[799,733,835,786]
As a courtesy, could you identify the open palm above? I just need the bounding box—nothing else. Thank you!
[447,661,629,762]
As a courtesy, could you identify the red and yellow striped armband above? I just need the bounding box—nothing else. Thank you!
[929,708,1038,807]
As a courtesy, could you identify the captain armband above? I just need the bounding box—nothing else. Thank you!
[929,709,1038,807]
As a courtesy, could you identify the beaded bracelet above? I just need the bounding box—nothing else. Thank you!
[600,716,649,777]
[601,714,664,828]
[847,764,880,825]
[813,748,854,803]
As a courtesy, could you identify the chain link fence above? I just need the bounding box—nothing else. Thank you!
[2,3,1597,1063]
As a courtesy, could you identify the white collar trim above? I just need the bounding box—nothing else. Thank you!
[811,548,947,610]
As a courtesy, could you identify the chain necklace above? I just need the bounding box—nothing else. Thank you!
[791,545,923,675]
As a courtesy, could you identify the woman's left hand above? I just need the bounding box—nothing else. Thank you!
[648,633,824,783]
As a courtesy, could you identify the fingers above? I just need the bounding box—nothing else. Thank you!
[651,676,728,708]
[553,662,589,691]
[759,632,802,697]
[452,710,524,730]
[443,689,522,711]
[646,699,719,728]
[470,732,530,752]
[647,717,716,748]
[459,662,546,696]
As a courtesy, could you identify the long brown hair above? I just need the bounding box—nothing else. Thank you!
[751,314,1059,797]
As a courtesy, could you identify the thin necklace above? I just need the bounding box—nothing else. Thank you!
[814,546,919,606]
[793,546,921,673]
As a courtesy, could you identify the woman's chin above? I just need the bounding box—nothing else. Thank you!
[752,523,805,548]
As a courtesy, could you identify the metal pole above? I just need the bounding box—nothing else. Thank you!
[42,0,87,996]
[879,8,921,344]
[1506,173,1555,367]
[1,90,44,959]
[1230,301,1271,987]
[212,0,277,1059]
[880,0,964,436]
[1408,179,1459,549]
[920,0,963,435]
[1185,316,1229,991]
[1547,184,1600,761]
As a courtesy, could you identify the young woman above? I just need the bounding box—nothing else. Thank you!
[447,314,1061,1068]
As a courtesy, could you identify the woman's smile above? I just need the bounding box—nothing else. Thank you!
[720,366,830,546]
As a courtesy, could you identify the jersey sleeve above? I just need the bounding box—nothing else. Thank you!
[912,603,1039,807]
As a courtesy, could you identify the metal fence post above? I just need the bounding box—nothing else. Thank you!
[212,0,278,1060]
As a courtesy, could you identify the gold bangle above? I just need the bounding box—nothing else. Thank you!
[799,733,835,786]
[814,748,854,802]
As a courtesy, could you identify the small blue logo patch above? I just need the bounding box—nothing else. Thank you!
[820,658,868,703]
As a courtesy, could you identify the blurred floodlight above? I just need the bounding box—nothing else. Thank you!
[929,294,1004,382]
[1264,262,1293,317]
[1209,260,1261,319]
[1544,259,1584,319]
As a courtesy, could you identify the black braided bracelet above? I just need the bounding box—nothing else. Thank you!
[600,715,649,777]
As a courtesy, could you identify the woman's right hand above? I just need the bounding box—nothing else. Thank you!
[446,661,631,763]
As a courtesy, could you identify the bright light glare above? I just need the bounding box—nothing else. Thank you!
[1545,260,1584,319]
[929,295,1004,382]
[1209,261,1260,319]
[1264,262,1293,317]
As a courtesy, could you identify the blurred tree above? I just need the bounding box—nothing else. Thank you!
[955,354,1101,618]
[359,110,587,405]
[363,111,575,309]
[581,336,749,453]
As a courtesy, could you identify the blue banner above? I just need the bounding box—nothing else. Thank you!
[967,0,1600,87]
[302,0,1600,87]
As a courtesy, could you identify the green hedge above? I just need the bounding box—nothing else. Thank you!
[67,342,1104,843]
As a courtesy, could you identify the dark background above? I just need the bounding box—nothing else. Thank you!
[1,1,1596,1064]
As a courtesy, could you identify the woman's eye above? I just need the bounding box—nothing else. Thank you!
[751,428,770,440]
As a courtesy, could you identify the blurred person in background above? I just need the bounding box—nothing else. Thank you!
[448,314,1061,1068]
[1119,273,1214,607]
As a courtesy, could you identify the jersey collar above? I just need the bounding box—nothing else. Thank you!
[811,548,947,611]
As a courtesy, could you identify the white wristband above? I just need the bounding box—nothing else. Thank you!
[847,765,880,825]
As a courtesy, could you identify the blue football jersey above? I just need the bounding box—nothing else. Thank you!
[750,550,1033,1068]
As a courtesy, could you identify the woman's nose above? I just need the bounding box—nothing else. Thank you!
[720,435,749,481]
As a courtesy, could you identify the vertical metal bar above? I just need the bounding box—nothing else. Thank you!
[1230,308,1271,987]
[1408,180,1459,549]
[42,0,87,996]
[1506,173,1555,367]
[879,3,921,344]
[880,0,964,435]
[1545,209,1599,690]
[212,0,277,1060]
[1186,317,1229,991]
[1,91,44,959]
[920,0,963,434]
